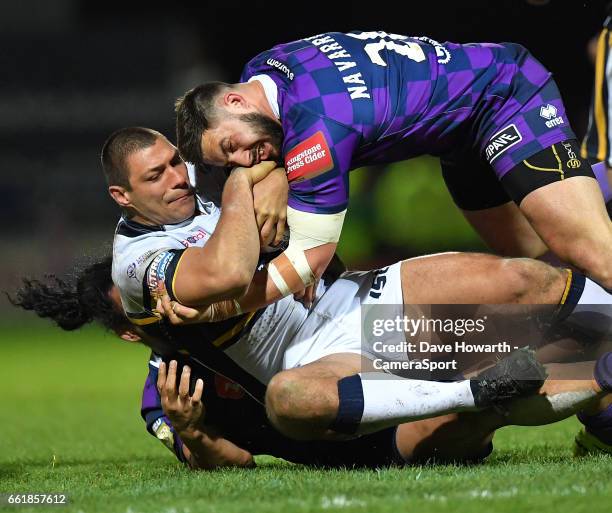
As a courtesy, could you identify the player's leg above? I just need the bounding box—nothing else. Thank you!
[395,361,611,464]
[575,394,612,455]
[512,167,612,289]
[442,152,612,265]
[398,251,565,304]
[265,348,545,441]
[441,151,548,259]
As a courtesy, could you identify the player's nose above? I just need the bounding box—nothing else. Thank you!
[168,164,189,188]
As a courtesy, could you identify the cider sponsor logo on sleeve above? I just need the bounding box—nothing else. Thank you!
[285,131,334,182]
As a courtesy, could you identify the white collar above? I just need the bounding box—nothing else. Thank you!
[248,74,280,119]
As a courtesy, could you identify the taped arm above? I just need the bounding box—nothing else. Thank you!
[237,117,355,309]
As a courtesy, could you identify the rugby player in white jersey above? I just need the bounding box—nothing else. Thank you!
[104,127,612,442]
[11,258,612,467]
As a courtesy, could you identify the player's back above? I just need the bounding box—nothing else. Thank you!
[242,31,545,165]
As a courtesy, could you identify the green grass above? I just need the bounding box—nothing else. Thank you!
[1,320,611,513]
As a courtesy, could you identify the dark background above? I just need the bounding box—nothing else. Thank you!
[0,0,608,313]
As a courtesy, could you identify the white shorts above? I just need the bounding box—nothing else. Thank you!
[282,261,405,370]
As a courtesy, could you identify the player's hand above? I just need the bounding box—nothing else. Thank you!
[253,166,288,248]
[157,360,205,434]
[156,291,240,324]
[235,161,277,185]
[293,280,318,309]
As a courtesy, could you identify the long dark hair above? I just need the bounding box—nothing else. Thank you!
[8,256,124,332]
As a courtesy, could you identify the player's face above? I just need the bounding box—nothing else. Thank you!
[201,112,283,168]
[124,137,196,225]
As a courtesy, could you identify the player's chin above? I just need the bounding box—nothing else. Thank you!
[167,195,196,216]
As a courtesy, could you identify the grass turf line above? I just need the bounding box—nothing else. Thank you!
[1,321,611,513]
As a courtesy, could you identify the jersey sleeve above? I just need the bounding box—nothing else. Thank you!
[283,109,360,215]
[140,248,187,313]
[141,355,187,464]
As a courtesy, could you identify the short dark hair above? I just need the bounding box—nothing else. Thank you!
[175,82,230,165]
[101,127,163,189]
[8,256,126,332]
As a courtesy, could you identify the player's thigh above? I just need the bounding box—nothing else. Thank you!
[441,152,547,257]
[398,252,563,304]
[394,413,496,464]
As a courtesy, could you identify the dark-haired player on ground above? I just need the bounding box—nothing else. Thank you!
[11,258,612,468]
[175,31,612,318]
[102,126,612,442]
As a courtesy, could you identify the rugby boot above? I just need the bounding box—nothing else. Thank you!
[470,347,547,409]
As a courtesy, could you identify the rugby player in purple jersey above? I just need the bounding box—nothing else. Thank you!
[11,258,612,468]
[176,31,612,314]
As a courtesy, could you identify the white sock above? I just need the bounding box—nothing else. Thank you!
[330,373,476,435]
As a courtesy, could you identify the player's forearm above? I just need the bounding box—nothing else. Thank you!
[174,169,261,306]
[206,169,260,288]
[237,244,336,311]
[179,427,255,470]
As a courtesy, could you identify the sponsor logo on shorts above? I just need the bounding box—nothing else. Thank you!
[127,263,136,280]
[214,374,245,399]
[539,104,564,128]
[266,58,294,80]
[561,141,582,169]
[285,131,334,182]
[180,228,210,248]
[485,124,523,163]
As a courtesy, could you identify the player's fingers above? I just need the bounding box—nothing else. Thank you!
[256,210,268,229]
[249,161,277,183]
[304,281,318,308]
[260,217,275,247]
[191,378,204,403]
[273,216,286,247]
[160,293,174,317]
[293,288,306,300]
[178,365,190,400]
[172,302,199,321]
[157,361,167,394]
[165,360,178,396]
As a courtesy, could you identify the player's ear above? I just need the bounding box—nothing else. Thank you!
[223,91,248,112]
[109,185,132,208]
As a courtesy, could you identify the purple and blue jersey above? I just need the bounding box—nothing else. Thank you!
[240,31,575,214]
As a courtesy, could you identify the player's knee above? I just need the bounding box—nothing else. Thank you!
[500,258,564,302]
[265,371,305,427]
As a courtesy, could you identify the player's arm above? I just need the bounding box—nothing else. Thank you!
[150,359,255,470]
[227,122,354,311]
[157,124,354,320]
[171,161,278,306]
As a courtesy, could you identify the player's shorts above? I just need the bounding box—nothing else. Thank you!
[441,43,596,210]
[442,138,595,210]
[282,261,405,370]
[582,18,612,167]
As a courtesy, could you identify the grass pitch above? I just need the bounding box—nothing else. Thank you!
[1,320,611,513]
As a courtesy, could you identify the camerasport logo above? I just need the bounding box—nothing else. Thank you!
[285,131,334,182]
[485,124,522,163]
[540,103,564,128]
